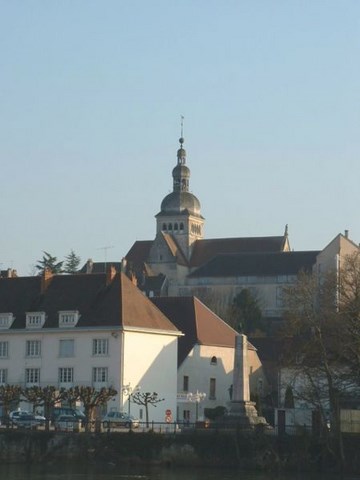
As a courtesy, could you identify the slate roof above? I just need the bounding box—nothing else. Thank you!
[0,272,179,333]
[151,296,238,366]
[125,241,153,273]
[78,262,122,274]
[189,236,288,268]
[189,251,320,278]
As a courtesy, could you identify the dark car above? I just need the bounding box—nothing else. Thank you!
[51,407,86,425]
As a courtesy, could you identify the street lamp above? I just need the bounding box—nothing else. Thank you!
[122,383,140,416]
[187,390,206,421]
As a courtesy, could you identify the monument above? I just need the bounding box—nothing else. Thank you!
[222,334,268,427]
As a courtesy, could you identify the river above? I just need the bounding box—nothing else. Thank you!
[0,464,354,480]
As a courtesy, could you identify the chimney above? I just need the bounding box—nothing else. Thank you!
[344,229,349,239]
[121,257,127,273]
[41,268,53,293]
[86,258,93,274]
[106,265,117,285]
[131,272,138,287]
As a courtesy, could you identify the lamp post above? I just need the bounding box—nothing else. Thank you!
[122,383,140,416]
[187,390,206,422]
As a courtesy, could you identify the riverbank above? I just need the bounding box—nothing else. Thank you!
[1,429,360,474]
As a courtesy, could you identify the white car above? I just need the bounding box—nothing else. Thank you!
[102,411,139,429]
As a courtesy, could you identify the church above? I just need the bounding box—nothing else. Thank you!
[124,136,338,332]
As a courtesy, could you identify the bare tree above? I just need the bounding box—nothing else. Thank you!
[22,386,67,431]
[0,385,21,427]
[281,254,360,470]
[65,386,117,432]
[131,391,164,428]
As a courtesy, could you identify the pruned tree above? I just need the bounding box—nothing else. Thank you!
[0,385,22,426]
[35,251,63,274]
[63,250,81,274]
[131,391,164,427]
[22,386,67,431]
[65,386,117,432]
[227,289,263,335]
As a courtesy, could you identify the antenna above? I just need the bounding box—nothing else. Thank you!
[180,115,184,139]
[97,245,114,272]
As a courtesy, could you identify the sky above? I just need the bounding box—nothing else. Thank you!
[0,1,359,275]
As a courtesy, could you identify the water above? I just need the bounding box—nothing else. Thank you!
[0,464,351,480]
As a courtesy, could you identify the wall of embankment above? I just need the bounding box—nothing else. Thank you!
[1,430,360,474]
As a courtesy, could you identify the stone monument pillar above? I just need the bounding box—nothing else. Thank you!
[225,334,267,427]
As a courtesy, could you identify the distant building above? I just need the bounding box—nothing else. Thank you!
[125,137,359,331]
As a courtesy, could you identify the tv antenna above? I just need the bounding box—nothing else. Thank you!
[97,245,114,272]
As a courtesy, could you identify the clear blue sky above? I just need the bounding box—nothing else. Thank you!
[0,1,359,275]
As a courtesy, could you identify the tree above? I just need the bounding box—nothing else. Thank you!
[63,250,81,274]
[65,386,117,432]
[281,253,360,470]
[0,385,21,426]
[131,391,164,428]
[22,386,67,431]
[228,289,263,335]
[35,251,63,274]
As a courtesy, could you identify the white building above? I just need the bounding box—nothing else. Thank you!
[151,296,266,423]
[0,268,181,423]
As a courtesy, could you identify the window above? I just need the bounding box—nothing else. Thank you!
[210,356,217,365]
[174,223,178,231]
[0,341,8,358]
[276,286,284,307]
[26,312,45,328]
[26,340,41,357]
[209,378,216,400]
[59,311,79,327]
[59,367,74,384]
[26,368,40,385]
[179,223,184,231]
[162,223,167,231]
[93,367,108,384]
[0,313,14,329]
[183,410,190,423]
[183,375,189,392]
[0,368,7,384]
[93,339,109,356]
[59,339,74,357]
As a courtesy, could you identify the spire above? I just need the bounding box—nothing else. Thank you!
[177,115,186,166]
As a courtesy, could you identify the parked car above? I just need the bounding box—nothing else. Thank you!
[16,413,38,429]
[102,411,139,429]
[54,414,81,432]
[51,407,86,425]
[9,410,46,426]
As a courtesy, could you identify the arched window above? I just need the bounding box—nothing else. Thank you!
[162,223,167,231]
[174,223,178,231]
[180,223,184,231]
[210,356,217,365]
[168,223,173,231]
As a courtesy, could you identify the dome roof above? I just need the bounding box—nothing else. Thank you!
[172,164,190,179]
[160,191,201,217]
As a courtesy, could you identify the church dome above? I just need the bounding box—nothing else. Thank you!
[160,191,201,217]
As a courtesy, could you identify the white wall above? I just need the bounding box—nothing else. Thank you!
[122,330,178,423]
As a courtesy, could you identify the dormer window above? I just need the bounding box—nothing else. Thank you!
[59,311,80,327]
[26,312,45,329]
[0,313,15,329]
